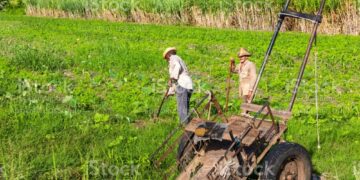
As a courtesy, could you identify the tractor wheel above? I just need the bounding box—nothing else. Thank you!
[177,132,197,170]
[177,132,193,160]
[259,142,312,180]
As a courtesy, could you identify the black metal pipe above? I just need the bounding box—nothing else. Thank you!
[284,0,292,9]
[250,0,291,103]
[250,18,283,102]
[288,0,326,111]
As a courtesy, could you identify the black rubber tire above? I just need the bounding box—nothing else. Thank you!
[177,131,194,161]
[259,142,312,180]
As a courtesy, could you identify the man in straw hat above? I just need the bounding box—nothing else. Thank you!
[230,48,257,103]
[163,47,193,124]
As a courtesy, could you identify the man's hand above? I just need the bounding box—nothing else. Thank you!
[167,86,175,97]
[230,57,235,65]
[166,91,175,97]
[167,79,172,87]
[230,57,236,73]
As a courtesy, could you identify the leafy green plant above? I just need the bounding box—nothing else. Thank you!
[10,45,72,72]
[59,0,86,14]
[0,0,24,10]
[0,14,359,179]
[0,0,8,10]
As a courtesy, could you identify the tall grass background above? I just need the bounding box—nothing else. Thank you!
[19,0,360,34]
[24,0,346,14]
[0,13,360,178]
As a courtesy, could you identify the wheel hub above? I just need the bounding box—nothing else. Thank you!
[280,159,299,180]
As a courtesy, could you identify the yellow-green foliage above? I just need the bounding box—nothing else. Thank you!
[9,0,20,6]
[0,14,359,179]
[24,0,354,14]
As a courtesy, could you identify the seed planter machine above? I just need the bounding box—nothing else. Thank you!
[151,0,326,179]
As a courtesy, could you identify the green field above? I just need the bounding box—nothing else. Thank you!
[0,13,359,179]
[4,0,359,35]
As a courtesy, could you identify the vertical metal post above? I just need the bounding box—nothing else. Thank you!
[288,0,326,111]
[250,0,291,103]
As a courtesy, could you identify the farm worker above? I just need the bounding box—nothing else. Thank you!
[230,48,257,103]
[163,47,194,124]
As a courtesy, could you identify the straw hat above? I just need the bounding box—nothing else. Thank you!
[163,47,177,59]
[238,48,251,57]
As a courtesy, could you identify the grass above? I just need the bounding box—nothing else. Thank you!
[10,44,73,71]
[23,0,349,14]
[0,12,359,179]
[21,0,360,35]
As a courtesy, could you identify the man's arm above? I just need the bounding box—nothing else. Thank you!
[167,60,179,97]
[168,58,182,96]
[167,58,181,97]
[170,58,181,81]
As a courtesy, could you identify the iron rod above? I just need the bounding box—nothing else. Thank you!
[250,18,283,102]
[250,0,291,102]
[154,87,170,119]
[288,0,325,111]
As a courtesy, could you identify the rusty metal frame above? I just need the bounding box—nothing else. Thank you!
[198,92,228,123]
[149,93,210,166]
[150,92,230,179]
[153,0,326,178]
[250,102,278,132]
[241,0,326,176]
[150,92,229,169]
[250,0,326,113]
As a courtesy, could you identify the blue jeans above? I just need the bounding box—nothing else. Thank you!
[176,85,193,124]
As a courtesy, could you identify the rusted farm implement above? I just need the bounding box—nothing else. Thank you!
[150,0,326,179]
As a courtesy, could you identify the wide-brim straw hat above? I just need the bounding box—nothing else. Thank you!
[238,48,251,57]
[163,47,177,59]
